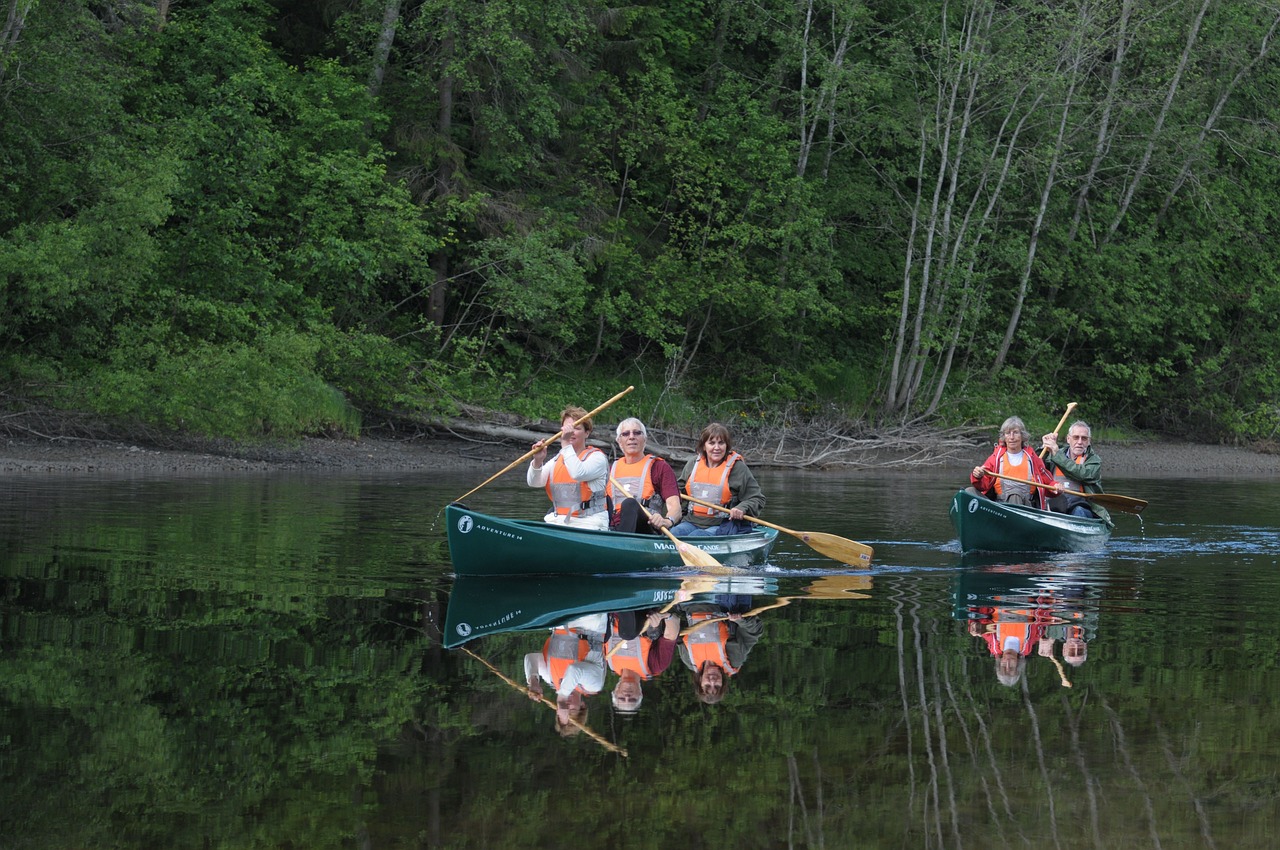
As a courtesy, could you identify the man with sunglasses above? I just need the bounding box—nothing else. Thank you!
[1041,420,1112,525]
[607,417,683,533]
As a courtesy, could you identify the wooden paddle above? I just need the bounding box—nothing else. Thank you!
[454,385,634,502]
[979,469,1147,515]
[680,494,873,566]
[1048,653,1073,688]
[1040,401,1078,460]
[679,597,796,636]
[608,475,732,574]
[459,647,626,756]
[605,579,711,659]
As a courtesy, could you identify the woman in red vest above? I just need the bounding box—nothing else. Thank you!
[670,422,766,537]
[969,415,1056,509]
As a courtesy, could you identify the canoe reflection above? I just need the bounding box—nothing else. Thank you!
[953,561,1103,688]
[445,572,873,748]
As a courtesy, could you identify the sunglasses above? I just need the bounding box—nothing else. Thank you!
[618,430,644,438]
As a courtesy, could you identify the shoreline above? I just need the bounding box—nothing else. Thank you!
[3,432,1279,477]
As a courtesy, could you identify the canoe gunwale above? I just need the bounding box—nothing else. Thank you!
[445,503,778,576]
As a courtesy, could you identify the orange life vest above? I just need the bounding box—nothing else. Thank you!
[686,452,741,516]
[607,455,658,516]
[543,628,591,692]
[683,612,740,676]
[1052,454,1085,487]
[995,450,1033,502]
[606,635,655,678]
[545,446,605,517]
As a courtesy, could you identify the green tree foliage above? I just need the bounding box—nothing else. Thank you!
[2,0,1279,440]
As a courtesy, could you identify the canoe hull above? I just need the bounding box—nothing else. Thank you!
[445,503,779,576]
[949,489,1111,554]
[443,574,779,647]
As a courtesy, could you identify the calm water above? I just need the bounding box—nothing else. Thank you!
[3,466,1280,848]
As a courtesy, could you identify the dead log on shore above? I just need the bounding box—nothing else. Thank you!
[424,414,984,470]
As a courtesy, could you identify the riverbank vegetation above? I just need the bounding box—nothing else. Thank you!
[3,0,1279,447]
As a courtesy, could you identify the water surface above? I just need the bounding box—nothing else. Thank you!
[2,467,1278,848]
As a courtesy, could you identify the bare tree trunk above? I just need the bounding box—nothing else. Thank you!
[367,0,402,97]
[925,88,1039,417]
[796,0,856,180]
[1159,11,1280,219]
[1105,0,1212,242]
[428,20,456,329]
[1067,0,1133,246]
[886,1,994,415]
[992,38,1081,375]
[0,0,35,85]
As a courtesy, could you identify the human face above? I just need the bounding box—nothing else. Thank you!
[613,677,641,710]
[699,663,724,694]
[704,435,728,465]
[1065,427,1091,459]
[1003,427,1024,452]
[617,423,646,459]
[560,416,587,452]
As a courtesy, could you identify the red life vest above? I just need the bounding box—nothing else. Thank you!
[607,455,657,516]
[686,452,741,517]
[545,446,604,517]
[683,612,740,676]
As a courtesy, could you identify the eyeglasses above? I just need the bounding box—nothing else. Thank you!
[1067,435,1090,441]
[618,430,644,438]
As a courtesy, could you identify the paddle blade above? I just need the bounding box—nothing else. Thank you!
[796,530,874,566]
[1086,492,1147,515]
[674,538,735,574]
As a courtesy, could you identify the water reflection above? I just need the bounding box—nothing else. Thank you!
[7,471,1280,847]
[444,572,871,749]
[953,561,1103,688]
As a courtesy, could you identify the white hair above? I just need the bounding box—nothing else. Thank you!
[616,417,647,438]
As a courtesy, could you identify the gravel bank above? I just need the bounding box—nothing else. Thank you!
[2,433,1278,476]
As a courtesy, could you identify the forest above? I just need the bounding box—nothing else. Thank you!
[2,0,1279,444]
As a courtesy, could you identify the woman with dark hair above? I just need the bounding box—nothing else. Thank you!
[670,422,766,537]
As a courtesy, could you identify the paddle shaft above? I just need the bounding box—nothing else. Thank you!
[454,385,634,502]
[608,475,730,573]
[680,494,873,564]
[979,469,1146,514]
[1040,401,1078,460]
[459,647,627,755]
[679,598,795,636]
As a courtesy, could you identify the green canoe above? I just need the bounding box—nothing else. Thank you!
[949,489,1111,554]
[443,574,779,647]
[444,503,779,576]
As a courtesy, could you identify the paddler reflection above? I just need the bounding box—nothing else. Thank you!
[955,563,1100,688]
[523,613,607,736]
[676,593,765,704]
[605,609,680,714]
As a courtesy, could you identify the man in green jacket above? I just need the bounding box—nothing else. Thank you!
[1041,420,1112,527]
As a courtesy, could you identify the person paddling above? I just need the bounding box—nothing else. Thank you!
[606,417,682,533]
[969,416,1056,509]
[527,405,609,529]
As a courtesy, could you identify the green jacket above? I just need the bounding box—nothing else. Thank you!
[1045,445,1112,527]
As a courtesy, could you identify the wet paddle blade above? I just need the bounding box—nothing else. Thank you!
[794,530,874,566]
[1083,492,1147,515]
[666,531,735,574]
